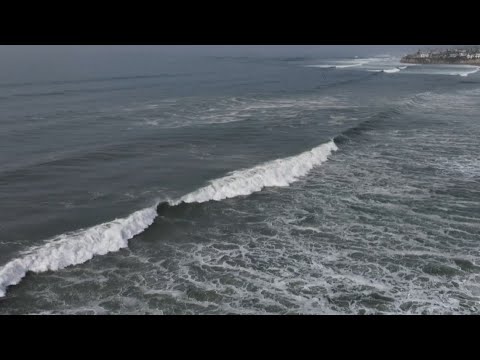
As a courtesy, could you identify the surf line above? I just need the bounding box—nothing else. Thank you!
[0,140,338,297]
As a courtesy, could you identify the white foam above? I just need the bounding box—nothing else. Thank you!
[383,68,401,74]
[335,63,365,68]
[305,65,336,69]
[368,68,401,74]
[411,65,480,77]
[174,140,338,204]
[0,140,338,297]
[305,59,373,69]
[307,57,407,73]
[0,206,157,297]
[456,67,480,77]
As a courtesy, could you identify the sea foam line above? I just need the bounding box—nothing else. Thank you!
[0,140,338,297]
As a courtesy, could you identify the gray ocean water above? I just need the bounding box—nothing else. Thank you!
[0,46,479,314]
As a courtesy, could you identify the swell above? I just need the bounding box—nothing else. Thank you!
[0,89,434,297]
[333,107,401,145]
[0,74,200,101]
[314,71,381,90]
[332,90,439,145]
[2,83,170,100]
[0,73,194,89]
[0,140,338,297]
[0,134,188,180]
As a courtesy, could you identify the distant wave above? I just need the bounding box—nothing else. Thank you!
[368,68,402,74]
[306,63,364,69]
[304,65,336,69]
[0,73,195,89]
[383,68,401,74]
[335,63,366,68]
[0,141,338,297]
[305,57,404,71]
[417,67,480,77]
[410,66,480,78]
[305,58,376,69]
[452,67,480,77]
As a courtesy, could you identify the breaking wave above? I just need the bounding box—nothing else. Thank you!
[173,140,338,204]
[307,63,364,69]
[0,140,338,297]
[368,68,401,74]
[382,68,401,73]
[413,66,480,77]
[334,63,365,69]
[0,207,157,297]
[305,58,377,69]
[453,67,480,77]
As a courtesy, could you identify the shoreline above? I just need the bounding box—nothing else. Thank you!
[401,58,480,66]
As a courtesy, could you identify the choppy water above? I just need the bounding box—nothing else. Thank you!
[1,49,479,314]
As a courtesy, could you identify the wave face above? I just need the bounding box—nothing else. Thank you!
[174,140,338,204]
[0,140,338,298]
[0,207,157,297]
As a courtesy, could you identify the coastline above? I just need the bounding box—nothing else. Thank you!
[400,58,480,65]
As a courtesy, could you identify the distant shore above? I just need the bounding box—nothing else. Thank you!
[400,57,480,65]
[401,48,480,66]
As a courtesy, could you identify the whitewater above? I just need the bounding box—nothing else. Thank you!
[0,140,338,297]
[2,47,480,314]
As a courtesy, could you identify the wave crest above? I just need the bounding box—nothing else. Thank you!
[0,140,338,297]
[174,140,338,204]
[0,207,157,297]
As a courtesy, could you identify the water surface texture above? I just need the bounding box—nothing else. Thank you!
[0,46,479,314]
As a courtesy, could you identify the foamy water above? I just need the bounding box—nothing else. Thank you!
[0,140,338,297]
[1,49,479,314]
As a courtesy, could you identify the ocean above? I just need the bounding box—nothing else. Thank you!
[0,46,479,314]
